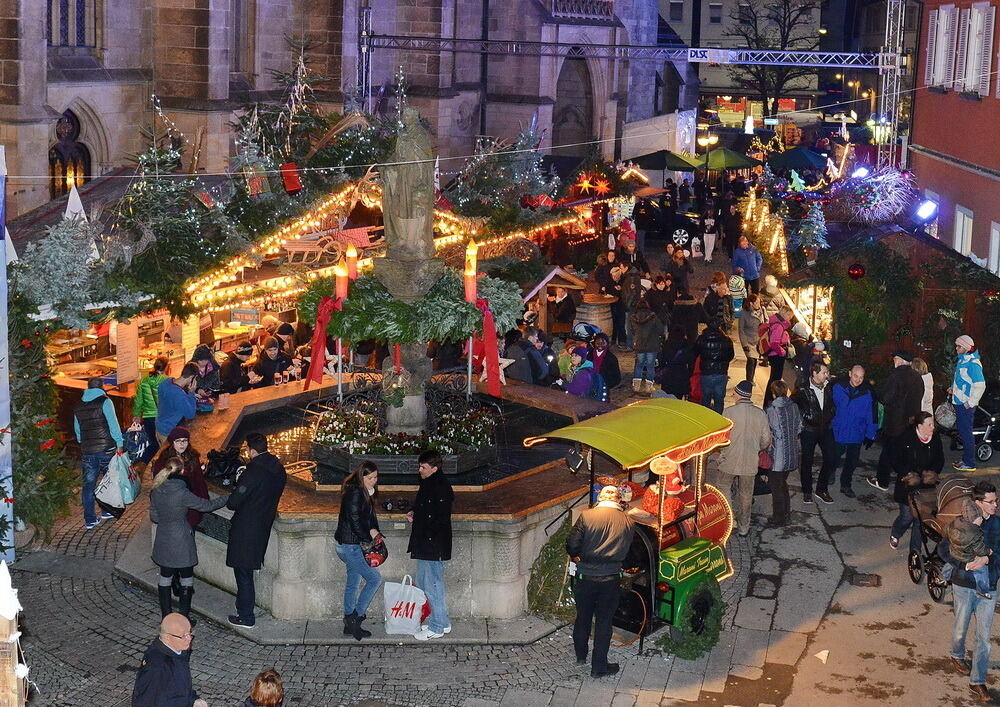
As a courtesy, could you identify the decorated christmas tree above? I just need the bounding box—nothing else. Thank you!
[791,201,829,250]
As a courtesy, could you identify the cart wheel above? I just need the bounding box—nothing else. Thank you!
[907,551,923,584]
[977,442,994,462]
[656,576,724,660]
[927,564,948,603]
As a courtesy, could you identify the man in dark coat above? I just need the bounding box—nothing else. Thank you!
[219,342,252,394]
[695,318,735,413]
[226,433,286,627]
[131,613,207,707]
[869,350,925,491]
[407,449,454,640]
[792,362,837,504]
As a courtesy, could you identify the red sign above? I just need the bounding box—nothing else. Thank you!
[695,486,734,546]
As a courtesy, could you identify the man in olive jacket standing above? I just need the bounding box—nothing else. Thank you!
[407,449,454,641]
[226,433,286,628]
[714,380,771,536]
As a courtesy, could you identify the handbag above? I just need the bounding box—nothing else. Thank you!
[123,424,150,465]
[758,448,773,470]
[361,535,388,568]
[115,452,141,505]
[383,575,428,635]
[205,447,246,486]
[934,401,957,430]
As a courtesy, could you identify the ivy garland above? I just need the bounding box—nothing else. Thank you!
[296,269,523,344]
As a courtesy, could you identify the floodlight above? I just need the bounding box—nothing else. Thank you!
[915,200,938,223]
[851,167,870,178]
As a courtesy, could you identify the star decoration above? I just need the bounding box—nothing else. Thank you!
[481,357,515,385]
[593,179,611,195]
[576,176,594,193]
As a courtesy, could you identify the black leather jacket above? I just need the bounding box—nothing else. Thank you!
[335,485,381,545]
[792,383,835,433]
[694,327,735,376]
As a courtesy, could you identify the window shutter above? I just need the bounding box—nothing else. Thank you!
[925,8,938,85]
[954,8,970,90]
[943,6,959,87]
[978,6,994,95]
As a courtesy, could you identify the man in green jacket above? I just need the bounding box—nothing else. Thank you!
[132,355,169,467]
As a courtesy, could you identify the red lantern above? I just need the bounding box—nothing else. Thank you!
[848,262,865,280]
[280,162,302,195]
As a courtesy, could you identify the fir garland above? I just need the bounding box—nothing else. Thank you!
[655,577,725,659]
[297,269,523,343]
[526,516,576,622]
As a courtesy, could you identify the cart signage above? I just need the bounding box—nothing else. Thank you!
[659,538,728,584]
[695,486,733,546]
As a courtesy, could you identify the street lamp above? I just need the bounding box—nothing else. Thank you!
[697,135,719,148]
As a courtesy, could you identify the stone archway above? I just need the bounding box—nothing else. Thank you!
[552,53,595,158]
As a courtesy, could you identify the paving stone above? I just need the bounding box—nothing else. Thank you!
[633,689,663,707]
[639,656,672,692]
[610,694,636,707]
[464,699,501,707]
[661,667,702,701]
[499,689,549,706]
[733,596,775,631]
[766,630,808,666]
[573,682,616,706]
[727,664,764,680]
[731,627,769,668]
[550,685,580,707]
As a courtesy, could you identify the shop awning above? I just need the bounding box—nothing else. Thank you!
[523,398,732,468]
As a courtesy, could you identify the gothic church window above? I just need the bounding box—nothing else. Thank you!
[47,0,98,48]
[49,111,91,199]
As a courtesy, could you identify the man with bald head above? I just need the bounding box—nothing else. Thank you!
[831,365,878,499]
[131,613,208,706]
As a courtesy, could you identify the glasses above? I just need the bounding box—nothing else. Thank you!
[983,499,999,506]
[163,630,195,640]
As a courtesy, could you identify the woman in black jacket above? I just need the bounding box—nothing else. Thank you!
[659,326,695,399]
[889,412,944,553]
[335,461,383,640]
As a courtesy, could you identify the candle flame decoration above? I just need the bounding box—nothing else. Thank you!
[465,238,479,272]
[345,243,358,279]
[464,267,478,303]
[334,262,349,301]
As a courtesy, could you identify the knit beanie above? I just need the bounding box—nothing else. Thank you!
[956,334,975,350]
[572,346,589,359]
[235,342,253,356]
[166,427,190,444]
[276,322,295,337]
[262,336,279,350]
[734,380,753,399]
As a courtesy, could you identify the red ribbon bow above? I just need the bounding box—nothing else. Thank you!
[304,296,342,391]
[473,298,501,397]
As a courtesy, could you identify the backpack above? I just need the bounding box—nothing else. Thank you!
[589,372,608,402]
[756,321,772,356]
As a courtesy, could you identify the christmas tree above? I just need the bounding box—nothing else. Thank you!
[791,201,829,250]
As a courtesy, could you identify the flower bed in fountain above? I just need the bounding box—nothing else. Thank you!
[312,404,498,476]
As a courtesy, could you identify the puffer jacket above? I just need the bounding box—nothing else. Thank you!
[630,309,662,354]
[766,396,802,472]
[694,326,735,376]
[335,484,381,545]
[133,372,167,419]
[831,381,878,444]
[952,350,986,408]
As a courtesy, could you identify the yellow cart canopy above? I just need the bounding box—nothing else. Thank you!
[523,398,732,469]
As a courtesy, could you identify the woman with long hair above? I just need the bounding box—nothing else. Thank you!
[150,458,228,619]
[151,427,209,529]
[241,668,284,707]
[335,461,384,641]
[889,411,944,552]
[132,355,169,469]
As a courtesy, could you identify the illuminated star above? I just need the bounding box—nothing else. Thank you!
[576,176,594,193]
[480,357,515,385]
[593,179,611,195]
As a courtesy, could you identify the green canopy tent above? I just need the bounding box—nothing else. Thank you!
[694,147,763,171]
[767,146,827,171]
[632,149,701,172]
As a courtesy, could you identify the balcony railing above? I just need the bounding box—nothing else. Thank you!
[548,0,615,21]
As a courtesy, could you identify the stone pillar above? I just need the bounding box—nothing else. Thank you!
[0,0,55,217]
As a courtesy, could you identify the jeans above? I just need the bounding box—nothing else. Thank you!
[951,584,998,685]
[633,352,656,382]
[336,542,384,617]
[81,452,113,524]
[700,374,728,413]
[971,567,993,596]
[800,429,836,496]
[416,559,450,632]
[889,502,923,552]
[233,567,256,620]
[956,404,977,468]
[834,442,862,490]
[635,228,647,253]
[572,576,620,671]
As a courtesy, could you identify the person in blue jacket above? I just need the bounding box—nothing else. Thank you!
[731,235,764,294]
[831,365,879,498]
[155,363,198,446]
[73,377,124,529]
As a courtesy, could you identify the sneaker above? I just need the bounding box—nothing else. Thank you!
[84,520,100,529]
[420,624,452,634]
[99,512,115,520]
[591,663,620,678]
[228,614,256,628]
[953,462,977,472]
[802,494,813,504]
[816,491,834,504]
[413,627,444,641]
[889,536,899,549]
[841,488,856,499]
[867,477,890,492]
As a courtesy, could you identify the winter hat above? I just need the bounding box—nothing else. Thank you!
[597,485,621,503]
[235,342,254,356]
[956,334,975,350]
[166,427,190,444]
[276,322,295,337]
[191,346,213,362]
[663,474,686,495]
[892,349,913,363]
[262,336,279,350]
[572,346,589,359]
[735,380,754,399]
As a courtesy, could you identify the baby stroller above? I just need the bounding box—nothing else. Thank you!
[950,380,1000,463]
[907,475,974,602]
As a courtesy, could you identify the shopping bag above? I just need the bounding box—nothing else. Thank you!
[383,574,427,635]
[95,463,124,511]
[935,401,957,430]
[123,424,150,464]
[112,452,141,505]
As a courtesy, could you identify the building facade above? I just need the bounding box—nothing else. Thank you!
[0,0,695,220]
[910,0,1000,274]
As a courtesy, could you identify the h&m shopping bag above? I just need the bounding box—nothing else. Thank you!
[383,574,427,635]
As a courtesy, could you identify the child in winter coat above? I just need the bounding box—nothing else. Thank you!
[729,269,747,316]
[950,498,994,599]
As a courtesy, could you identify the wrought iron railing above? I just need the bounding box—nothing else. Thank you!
[548,0,615,21]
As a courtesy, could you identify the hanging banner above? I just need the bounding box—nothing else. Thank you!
[0,147,15,561]
[115,320,139,384]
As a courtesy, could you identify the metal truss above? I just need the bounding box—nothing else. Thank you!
[362,33,892,69]
[877,0,905,169]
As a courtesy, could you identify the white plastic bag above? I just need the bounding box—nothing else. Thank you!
[383,574,426,635]
[95,464,123,510]
[935,401,957,430]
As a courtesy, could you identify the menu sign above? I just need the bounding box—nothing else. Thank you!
[232,307,260,326]
[115,320,139,384]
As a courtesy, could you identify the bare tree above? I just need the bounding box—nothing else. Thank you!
[724,0,821,117]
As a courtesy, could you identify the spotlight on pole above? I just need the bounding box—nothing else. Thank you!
[851,166,870,178]
[914,200,938,223]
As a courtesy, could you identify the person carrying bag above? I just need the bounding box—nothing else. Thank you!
[334,461,385,641]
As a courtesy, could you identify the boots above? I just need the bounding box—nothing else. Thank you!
[157,585,173,618]
[171,573,182,598]
[632,378,642,393]
[178,586,194,619]
[345,612,372,641]
[642,379,656,395]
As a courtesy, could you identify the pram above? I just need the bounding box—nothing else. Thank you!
[907,475,975,602]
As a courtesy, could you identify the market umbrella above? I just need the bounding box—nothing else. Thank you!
[694,147,763,171]
[632,149,700,172]
[767,146,828,171]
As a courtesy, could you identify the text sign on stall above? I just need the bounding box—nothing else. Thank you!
[181,315,201,361]
[687,48,734,64]
[115,320,139,384]
[232,307,260,326]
